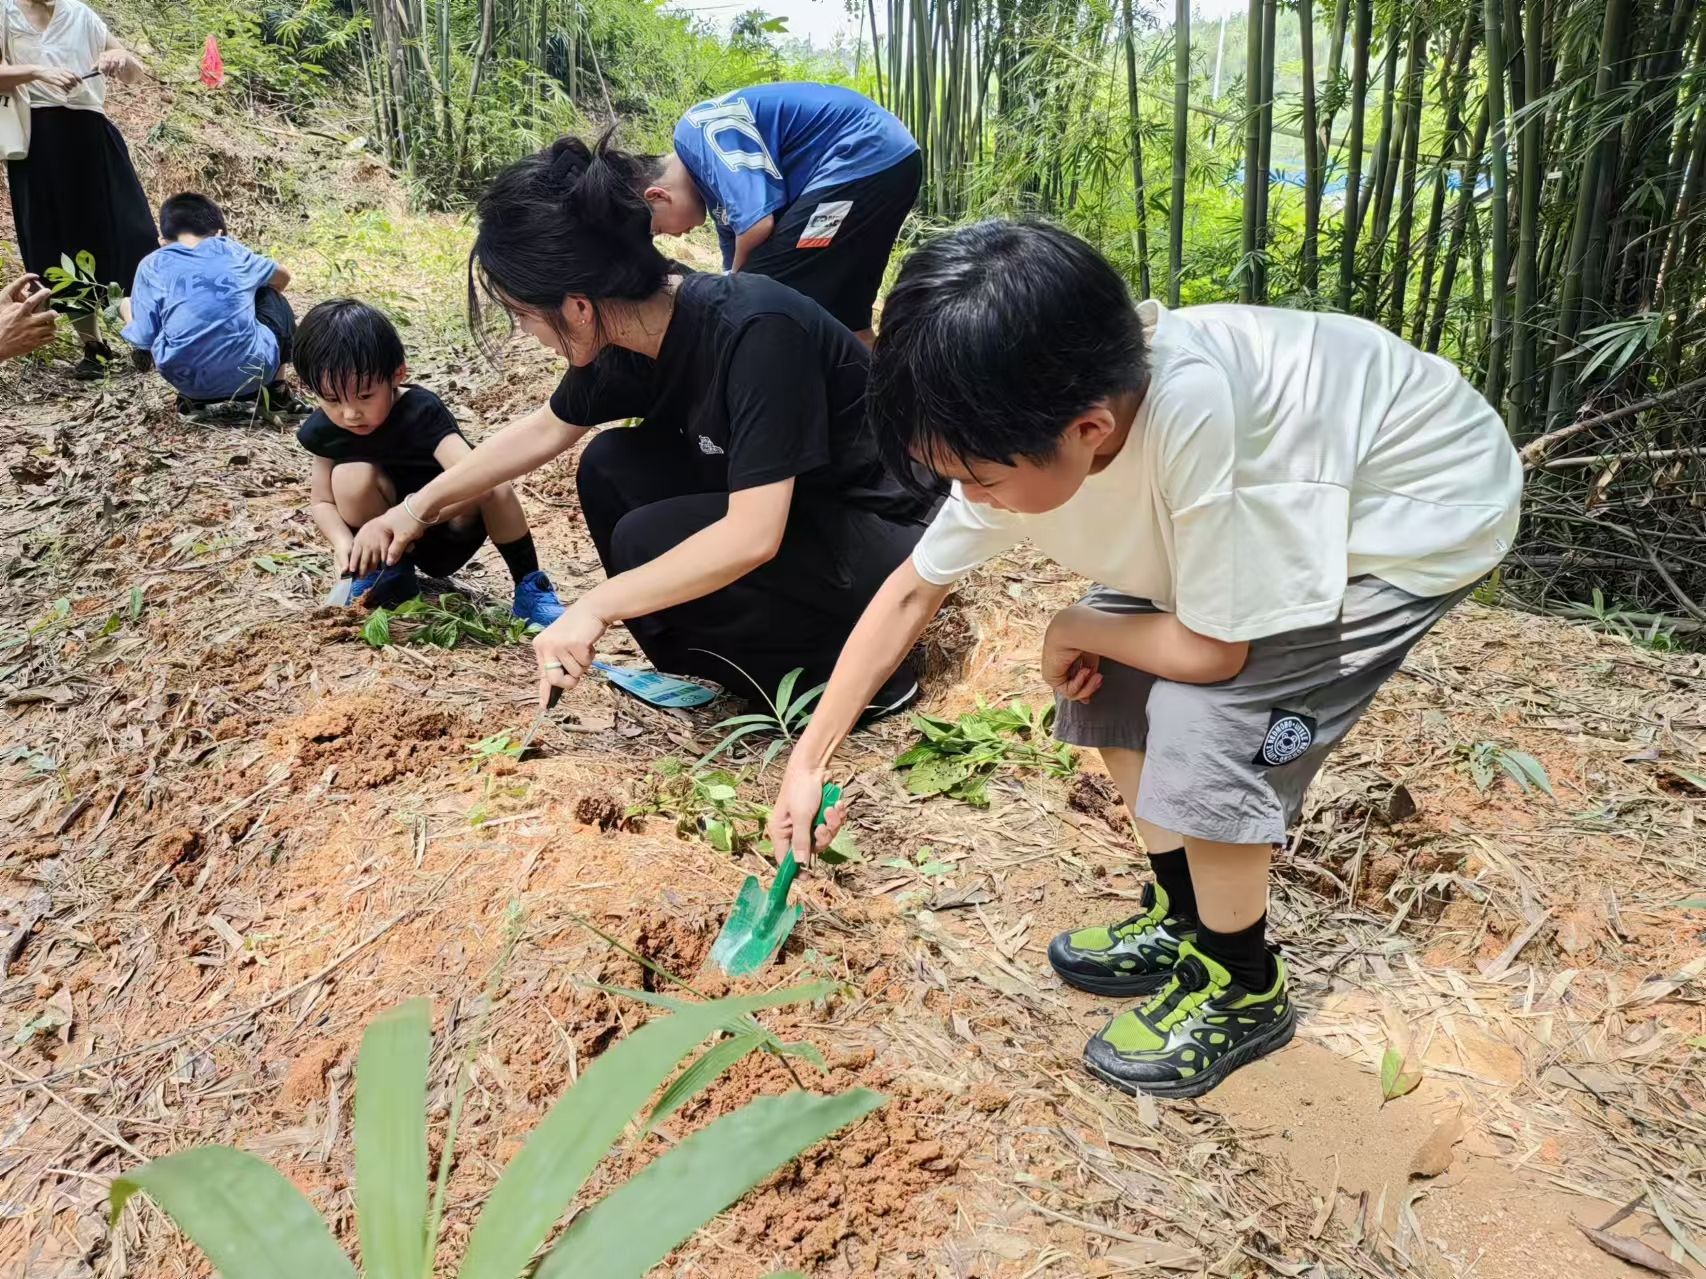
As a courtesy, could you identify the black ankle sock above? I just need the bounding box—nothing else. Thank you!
[1195,914,1274,991]
[495,533,540,583]
[1147,848,1198,923]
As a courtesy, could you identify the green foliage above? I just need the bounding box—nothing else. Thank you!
[112,990,883,1278]
[697,667,824,771]
[1455,740,1556,799]
[1577,589,1680,652]
[893,702,1076,808]
[629,758,860,864]
[360,594,531,650]
[42,250,124,345]
[468,733,525,767]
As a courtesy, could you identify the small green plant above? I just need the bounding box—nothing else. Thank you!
[697,667,824,770]
[110,988,881,1278]
[362,594,532,650]
[880,846,954,878]
[630,759,860,863]
[42,250,125,351]
[893,701,1077,807]
[1470,565,1503,607]
[1456,740,1556,799]
[1578,588,1681,652]
[468,733,524,768]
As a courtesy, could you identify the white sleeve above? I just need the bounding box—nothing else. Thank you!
[1158,367,1348,642]
[911,484,1023,586]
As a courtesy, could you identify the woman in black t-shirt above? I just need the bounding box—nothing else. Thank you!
[359,134,939,709]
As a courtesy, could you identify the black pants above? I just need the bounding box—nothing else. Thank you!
[576,427,926,703]
[255,286,296,365]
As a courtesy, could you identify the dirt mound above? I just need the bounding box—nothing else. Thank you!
[269,691,474,788]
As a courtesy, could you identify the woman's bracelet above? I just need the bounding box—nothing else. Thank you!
[401,493,441,526]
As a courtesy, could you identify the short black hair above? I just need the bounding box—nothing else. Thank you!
[292,299,407,400]
[869,220,1150,492]
[159,192,227,239]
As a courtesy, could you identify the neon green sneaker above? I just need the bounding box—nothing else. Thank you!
[1082,939,1294,1099]
[1047,882,1195,997]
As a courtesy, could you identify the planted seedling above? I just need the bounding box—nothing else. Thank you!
[362,593,532,650]
[111,981,881,1278]
[697,666,824,771]
[894,700,1077,807]
[1456,740,1555,799]
[468,733,525,768]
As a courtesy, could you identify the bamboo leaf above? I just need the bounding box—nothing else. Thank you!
[772,668,802,722]
[534,1089,887,1279]
[110,1147,357,1279]
[354,999,431,1279]
[643,1029,768,1135]
[456,989,829,1279]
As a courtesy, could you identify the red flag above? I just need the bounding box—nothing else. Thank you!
[199,36,225,89]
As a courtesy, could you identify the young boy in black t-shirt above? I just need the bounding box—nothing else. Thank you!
[293,299,565,621]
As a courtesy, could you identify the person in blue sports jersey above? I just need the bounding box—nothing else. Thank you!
[637,82,920,344]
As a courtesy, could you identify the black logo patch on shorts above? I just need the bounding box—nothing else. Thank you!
[1254,709,1317,767]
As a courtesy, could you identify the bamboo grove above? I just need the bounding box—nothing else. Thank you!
[865,0,1706,444]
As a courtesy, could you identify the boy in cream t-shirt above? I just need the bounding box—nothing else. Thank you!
[767,219,1522,1098]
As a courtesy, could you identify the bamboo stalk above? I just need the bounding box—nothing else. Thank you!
[1299,0,1322,298]
[1484,0,1511,411]
[1336,0,1372,310]
[1122,0,1151,299]
[1511,0,1547,436]
[1170,0,1189,306]
[1240,0,1263,303]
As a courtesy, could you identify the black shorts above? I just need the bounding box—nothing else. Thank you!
[743,150,923,332]
[332,459,488,578]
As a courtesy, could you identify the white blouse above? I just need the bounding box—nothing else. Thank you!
[3,0,109,111]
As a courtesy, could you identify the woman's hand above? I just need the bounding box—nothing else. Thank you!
[31,65,82,94]
[532,600,607,706]
[767,757,844,864]
[1042,608,1104,704]
[96,49,141,82]
[347,505,425,574]
[328,533,355,576]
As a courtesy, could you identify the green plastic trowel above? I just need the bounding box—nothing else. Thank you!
[709,783,841,977]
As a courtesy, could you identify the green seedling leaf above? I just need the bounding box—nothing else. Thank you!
[1380,1046,1422,1102]
[643,1029,768,1135]
[905,757,970,797]
[1675,898,1706,909]
[916,861,953,877]
[1497,749,1555,799]
[128,586,144,620]
[362,609,392,648]
[534,1089,886,1279]
[458,988,832,1279]
[98,613,122,637]
[354,999,430,1279]
[1688,1034,1706,1051]
[110,1147,357,1279]
[704,819,733,853]
[817,827,863,866]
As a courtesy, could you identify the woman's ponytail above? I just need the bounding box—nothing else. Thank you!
[468,128,672,352]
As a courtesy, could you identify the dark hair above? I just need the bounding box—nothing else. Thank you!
[159,192,227,239]
[468,130,673,355]
[869,220,1150,493]
[292,299,407,400]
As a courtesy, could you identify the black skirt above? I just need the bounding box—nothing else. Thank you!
[7,106,157,313]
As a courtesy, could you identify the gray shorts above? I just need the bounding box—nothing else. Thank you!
[1053,577,1472,846]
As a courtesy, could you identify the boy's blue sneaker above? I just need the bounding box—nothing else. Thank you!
[351,563,419,609]
[512,570,565,627]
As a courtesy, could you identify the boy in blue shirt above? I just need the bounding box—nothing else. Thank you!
[638,82,920,343]
[120,192,301,413]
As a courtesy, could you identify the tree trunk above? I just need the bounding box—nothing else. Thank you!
[1484,0,1511,412]
[1336,0,1373,310]
[1412,18,1477,347]
[1240,0,1263,302]
[1170,0,1190,306]
[1511,0,1547,435]
[1255,0,1278,301]
[1299,0,1323,297]
[1360,28,1404,317]
[1122,0,1151,299]
[1429,100,1490,353]
[1385,22,1428,329]
[1545,0,1633,426]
